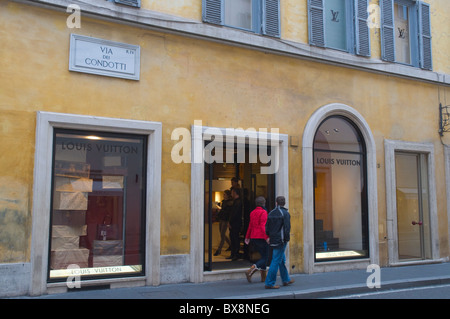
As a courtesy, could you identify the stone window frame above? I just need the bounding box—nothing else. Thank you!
[30,111,162,295]
[302,103,379,274]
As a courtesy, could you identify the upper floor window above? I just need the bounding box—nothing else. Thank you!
[380,0,432,70]
[202,0,281,38]
[308,0,371,57]
[394,2,412,64]
[224,0,253,30]
[111,0,141,8]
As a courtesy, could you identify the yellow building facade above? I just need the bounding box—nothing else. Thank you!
[0,0,449,296]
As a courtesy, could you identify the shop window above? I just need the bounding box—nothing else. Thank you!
[202,0,280,37]
[48,129,147,281]
[380,0,432,70]
[308,0,371,56]
[313,116,369,262]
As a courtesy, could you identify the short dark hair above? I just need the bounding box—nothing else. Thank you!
[255,196,266,207]
[276,196,285,207]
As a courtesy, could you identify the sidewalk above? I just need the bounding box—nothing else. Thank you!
[15,262,450,299]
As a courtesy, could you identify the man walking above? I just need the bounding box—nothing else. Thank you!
[264,196,294,289]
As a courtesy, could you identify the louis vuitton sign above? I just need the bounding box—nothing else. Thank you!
[69,34,140,80]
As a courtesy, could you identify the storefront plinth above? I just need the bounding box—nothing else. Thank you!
[46,276,147,295]
[388,257,449,268]
[203,268,250,282]
[313,259,370,273]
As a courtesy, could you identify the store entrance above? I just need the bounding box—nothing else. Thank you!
[204,144,275,271]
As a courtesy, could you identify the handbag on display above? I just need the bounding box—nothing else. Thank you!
[97,215,118,241]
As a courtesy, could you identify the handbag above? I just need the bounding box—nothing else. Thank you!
[97,215,119,240]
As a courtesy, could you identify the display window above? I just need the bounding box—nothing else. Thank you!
[313,116,369,262]
[48,129,147,281]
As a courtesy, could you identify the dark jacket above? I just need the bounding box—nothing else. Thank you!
[217,199,233,221]
[265,206,290,246]
[229,198,242,228]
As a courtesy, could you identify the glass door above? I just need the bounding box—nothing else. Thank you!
[395,152,432,261]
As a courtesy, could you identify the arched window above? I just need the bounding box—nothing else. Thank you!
[313,116,369,261]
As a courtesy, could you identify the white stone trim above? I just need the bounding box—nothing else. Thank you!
[445,145,450,256]
[30,111,161,296]
[302,103,379,274]
[384,139,440,265]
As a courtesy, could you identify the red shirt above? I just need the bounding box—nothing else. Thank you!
[245,206,269,240]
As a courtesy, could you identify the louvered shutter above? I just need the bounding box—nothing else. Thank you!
[114,0,140,8]
[354,0,371,56]
[418,1,432,70]
[308,0,325,47]
[202,0,223,25]
[262,0,281,37]
[380,0,395,62]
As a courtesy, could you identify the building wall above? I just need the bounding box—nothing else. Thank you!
[0,0,449,296]
[136,0,449,74]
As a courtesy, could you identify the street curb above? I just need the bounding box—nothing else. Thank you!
[226,275,450,299]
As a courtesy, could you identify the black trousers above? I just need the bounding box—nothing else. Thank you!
[229,225,241,257]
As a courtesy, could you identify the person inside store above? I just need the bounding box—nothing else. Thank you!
[242,188,251,261]
[227,187,242,261]
[230,177,241,194]
[214,190,233,256]
[244,196,269,283]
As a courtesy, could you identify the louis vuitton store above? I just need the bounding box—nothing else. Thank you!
[1,0,450,298]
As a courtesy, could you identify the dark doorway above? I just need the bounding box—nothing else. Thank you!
[204,143,275,271]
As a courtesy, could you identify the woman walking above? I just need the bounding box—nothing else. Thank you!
[244,196,269,283]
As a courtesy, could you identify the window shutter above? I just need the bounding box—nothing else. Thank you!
[308,0,325,47]
[202,0,223,25]
[380,0,395,62]
[418,1,432,70]
[114,0,140,8]
[354,0,371,56]
[262,0,281,37]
